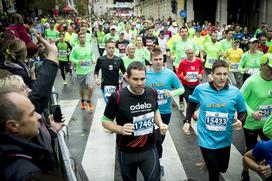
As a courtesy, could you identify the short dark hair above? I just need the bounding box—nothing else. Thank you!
[180,26,188,31]
[225,29,233,34]
[211,60,229,73]
[127,61,146,78]
[0,92,23,131]
[59,32,65,37]
[151,47,162,58]
[106,38,116,45]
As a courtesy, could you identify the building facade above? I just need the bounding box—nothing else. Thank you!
[134,0,272,31]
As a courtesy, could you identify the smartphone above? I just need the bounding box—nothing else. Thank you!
[51,104,63,122]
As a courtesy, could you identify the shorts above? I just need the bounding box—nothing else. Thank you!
[77,72,95,90]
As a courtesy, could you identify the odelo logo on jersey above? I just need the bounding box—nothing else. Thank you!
[130,102,152,111]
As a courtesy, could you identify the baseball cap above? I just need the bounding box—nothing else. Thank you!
[110,25,117,30]
[249,37,258,43]
[260,53,272,68]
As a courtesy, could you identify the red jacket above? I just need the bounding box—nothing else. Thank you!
[177,57,204,86]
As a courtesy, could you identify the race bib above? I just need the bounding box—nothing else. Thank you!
[230,63,239,72]
[247,68,259,75]
[259,105,272,121]
[59,50,67,56]
[157,90,167,105]
[98,43,105,48]
[104,86,116,97]
[186,72,198,82]
[133,112,154,136]
[81,60,91,67]
[208,58,216,65]
[205,111,228,131]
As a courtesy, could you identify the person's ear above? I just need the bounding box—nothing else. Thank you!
[5,120,19,134]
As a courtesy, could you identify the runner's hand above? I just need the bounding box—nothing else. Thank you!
[164,89,171,97]
[95,79,100,86]
[160,123,168,135]
[232,118,242,130]
[252,111,263,120]
[120,123,134,135]
[259,160,272,178]
[184,75,191,81]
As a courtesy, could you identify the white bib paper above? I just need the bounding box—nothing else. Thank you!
[133,112,154,136]
[157,90,167,105]
[186,72,198,82]
[230,63,239,72]
[205,111,228,131]
[259,105,272,121]
[104,86,116,97]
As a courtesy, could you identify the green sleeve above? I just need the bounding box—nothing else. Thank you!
[171,40,176,53]
[263,115,272,139]
[144,48,151,62]
[69,47,78,64]
[102,34,108,46]
[71,35,79,47]
[101,115,113,122]
[170,87,185,97]
[240,79,254,117]
[238,53,246,73]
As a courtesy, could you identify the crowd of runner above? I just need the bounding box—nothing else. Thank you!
[0,11,272,181]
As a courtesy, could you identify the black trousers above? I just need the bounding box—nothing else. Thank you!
[200,146,231,181]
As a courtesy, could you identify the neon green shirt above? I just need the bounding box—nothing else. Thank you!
[102,33,119,46]
[45,29,59,40]
[266,40,272,47]
[56,41,70,62]
[135,47,150,65]
[203,42,223,69]
[96,30,105,44]
[130,29,138,39]
[204,34,212,44]
[71,33,92,47]
[69,44,95,75]
[171,39,198,67]
[122,56,143,69]
[64,32,77,44]
[220,39,232,52]
[263,114,272,139]
[238,51,263,74]
[192,36,205,54]
[188,27,196,39]
[241,73,272,130]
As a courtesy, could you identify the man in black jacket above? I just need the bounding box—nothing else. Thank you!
[0,91,59,181]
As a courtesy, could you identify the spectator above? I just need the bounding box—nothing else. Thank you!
[0,91,59,181]
[1,39,35,89]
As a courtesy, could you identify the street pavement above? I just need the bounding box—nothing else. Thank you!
[53,40,262,181]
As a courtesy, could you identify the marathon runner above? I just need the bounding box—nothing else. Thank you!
[146,47,184,177]
[101,61,168,180]
[94,39,126,103]
[184,60,247,181]
[240,53,272,181]
[69,31,95,111]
